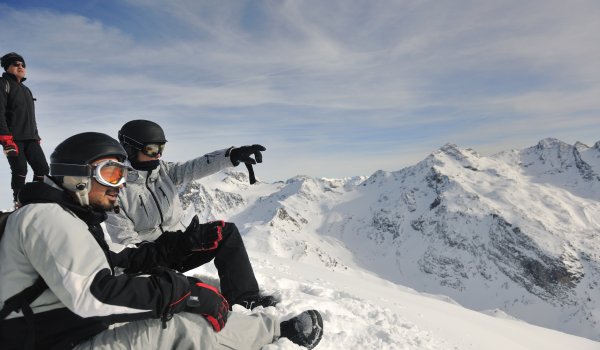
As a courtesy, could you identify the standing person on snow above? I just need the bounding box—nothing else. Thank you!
[105,119,277,310]
[0,52,49,206]
[0,132,323,350]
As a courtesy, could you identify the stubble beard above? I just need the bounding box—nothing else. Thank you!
[91,188,119,212]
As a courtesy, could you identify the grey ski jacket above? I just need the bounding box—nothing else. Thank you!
[105,148,234,244]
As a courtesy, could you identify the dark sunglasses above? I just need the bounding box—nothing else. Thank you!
[141,143,165,157]
[11,62,26,68]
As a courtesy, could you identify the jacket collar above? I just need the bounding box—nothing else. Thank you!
[2,72,26,83]
[19,176,106,225]
[125,159,162,183]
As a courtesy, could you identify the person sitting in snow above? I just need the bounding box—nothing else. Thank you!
[104,119,276,310]
[0,132,323,349]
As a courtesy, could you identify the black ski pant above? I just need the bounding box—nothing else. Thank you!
[6,140,49,200]
[171,222,260,305]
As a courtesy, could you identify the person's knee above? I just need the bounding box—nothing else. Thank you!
[31,159,49,176]
[221,222,241,241]
[33,166,49,177]
[10,163,27,176]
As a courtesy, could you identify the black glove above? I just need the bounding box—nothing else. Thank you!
[185,277,229,332]
[229,144,266,166]
[184,215,224,251]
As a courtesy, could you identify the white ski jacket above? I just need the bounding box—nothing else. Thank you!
[0,179,192,348]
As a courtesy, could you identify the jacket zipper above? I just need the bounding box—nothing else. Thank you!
[158,186,170,205]
[139,195,149,217]
[145,169,165,233]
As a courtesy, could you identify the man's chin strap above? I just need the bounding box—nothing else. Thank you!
[61,176,92,207]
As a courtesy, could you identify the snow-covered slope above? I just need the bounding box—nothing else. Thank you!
[180,138,600,345]
[192,253,599,350]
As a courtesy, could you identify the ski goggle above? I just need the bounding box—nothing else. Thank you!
[92,160,128,187]
[11,61,26,68]
[140,143,165,158]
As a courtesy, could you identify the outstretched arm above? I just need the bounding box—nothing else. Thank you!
[165,148,234,186]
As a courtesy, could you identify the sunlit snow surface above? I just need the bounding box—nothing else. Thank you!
[190,254,598,350]
[177,139,600,348]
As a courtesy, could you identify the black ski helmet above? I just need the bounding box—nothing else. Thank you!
[118,120,167,159]
[50,132,127,177]
[50,132,127,207]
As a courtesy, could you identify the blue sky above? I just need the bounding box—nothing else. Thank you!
[2,0,600,206]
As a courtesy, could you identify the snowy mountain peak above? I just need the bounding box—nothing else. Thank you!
[514,138,600,187]
[439,142,461,153]
[180,137,600,341]
[574,141,590,152]
[424,143,482,175]
[222,169,251,184]
[320,175,368,191]
[362,169,393,186]
[535,137,571,150]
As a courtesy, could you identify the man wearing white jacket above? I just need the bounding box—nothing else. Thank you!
[0,132,323,349]
[105,119,276,310]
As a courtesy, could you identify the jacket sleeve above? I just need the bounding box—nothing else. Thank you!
[108,231,191,273]
[24,86,40,139]
[20,204,190,321]
[0,78,10,135]
[164,148,233,186]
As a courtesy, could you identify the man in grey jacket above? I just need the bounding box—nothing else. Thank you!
[105,119,276,310]
[0,132,323,349]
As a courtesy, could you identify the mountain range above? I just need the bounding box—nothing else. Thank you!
[179,137,600,341]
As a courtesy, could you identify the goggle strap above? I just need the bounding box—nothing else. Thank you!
[51,161,127,188]
[119,132,145,149]
[50,163,92,177]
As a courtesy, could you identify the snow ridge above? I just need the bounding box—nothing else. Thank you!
[181,138,600,342]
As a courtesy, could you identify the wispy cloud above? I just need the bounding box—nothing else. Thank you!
[1,0,600,206]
